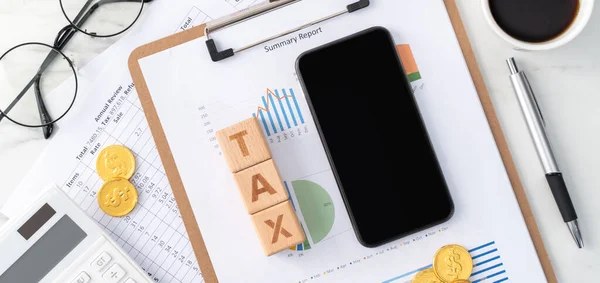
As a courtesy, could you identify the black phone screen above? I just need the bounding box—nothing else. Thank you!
[296,27,454,247]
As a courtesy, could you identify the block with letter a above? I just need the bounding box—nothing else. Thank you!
[251,201,305,256]
[216,117,272,173]
[234,159,289,214]
[217,117,305,256]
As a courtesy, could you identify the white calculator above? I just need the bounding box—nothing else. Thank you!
[0,185,153,283]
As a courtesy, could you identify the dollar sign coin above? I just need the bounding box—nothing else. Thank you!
[433,245,473,282]
[96,145,136,181]
[451,280,471,283]
[412,268,441,283]
[98,179,138,217]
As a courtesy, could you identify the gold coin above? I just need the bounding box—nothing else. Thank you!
[433,245,473,283]
[412,268,441,283]
[98,179,138,217]
[452,280,470,283]
[96,145,136,181]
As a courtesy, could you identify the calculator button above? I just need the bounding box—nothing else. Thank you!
[124,278,137,283]
[91,251,113,270]
[102,263,127,283]
[71,272,91,283]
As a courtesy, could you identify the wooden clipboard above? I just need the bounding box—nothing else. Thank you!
[128,1,557,282]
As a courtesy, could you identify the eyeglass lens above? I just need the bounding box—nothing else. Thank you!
[0,43,77,127]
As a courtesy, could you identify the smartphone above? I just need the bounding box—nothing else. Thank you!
[296,27,454,247]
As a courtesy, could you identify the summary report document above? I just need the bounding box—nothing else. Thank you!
[134,0,548,282]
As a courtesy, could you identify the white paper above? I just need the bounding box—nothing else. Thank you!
[1,0,263,282]
[138,0,548,282]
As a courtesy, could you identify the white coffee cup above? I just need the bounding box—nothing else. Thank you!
[482,0,595,51]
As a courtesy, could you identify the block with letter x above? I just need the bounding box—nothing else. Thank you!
[251,201,305,256]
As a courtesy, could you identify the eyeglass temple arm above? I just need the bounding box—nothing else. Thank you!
[0,77,36,123]
[34,75,54,138]
[71,0,96,25]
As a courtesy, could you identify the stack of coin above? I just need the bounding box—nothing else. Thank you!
[96,145,139,217]
[412,244,474,283]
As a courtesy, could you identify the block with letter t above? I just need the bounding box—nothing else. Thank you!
[216,117,271,173]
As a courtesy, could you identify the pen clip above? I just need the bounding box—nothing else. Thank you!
[530,89,546,127]
[519,69,547,128]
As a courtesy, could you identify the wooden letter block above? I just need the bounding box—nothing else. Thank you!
[251,201,305,256]
[233,159,288,214]
[216,117,271,173]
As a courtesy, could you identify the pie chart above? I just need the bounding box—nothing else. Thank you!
[285,180,335,250]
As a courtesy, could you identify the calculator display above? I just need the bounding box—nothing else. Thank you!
[0,215,87,283]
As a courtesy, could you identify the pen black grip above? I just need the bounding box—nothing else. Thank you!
[545,173,577,222]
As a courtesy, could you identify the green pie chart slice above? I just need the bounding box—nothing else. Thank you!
[292,180,335,244]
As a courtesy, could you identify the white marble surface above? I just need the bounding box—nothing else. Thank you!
[0,1,599,281]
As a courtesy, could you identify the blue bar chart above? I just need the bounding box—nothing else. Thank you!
[252,88,305,136]
[382,241,509,283]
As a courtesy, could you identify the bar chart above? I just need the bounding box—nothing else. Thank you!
[252,88,305,137]
[383,241,509,283]
[397,44,422,83]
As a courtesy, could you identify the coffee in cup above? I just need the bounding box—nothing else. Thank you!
[482,0,595,50]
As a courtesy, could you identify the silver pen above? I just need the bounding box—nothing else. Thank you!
[507,57,583,248]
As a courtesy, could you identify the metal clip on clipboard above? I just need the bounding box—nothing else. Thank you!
[205,0,370,62]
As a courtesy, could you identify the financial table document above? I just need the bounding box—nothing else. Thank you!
[1,0,264,282]
[137,0,548,282]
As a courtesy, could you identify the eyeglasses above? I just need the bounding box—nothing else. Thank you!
[0,0,153,139]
